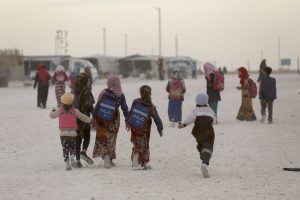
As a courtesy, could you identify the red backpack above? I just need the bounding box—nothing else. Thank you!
[169,80,184,99]
[213,71,224,91]
[248,78,257,98]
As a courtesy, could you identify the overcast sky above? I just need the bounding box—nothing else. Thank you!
[1,0,299,70]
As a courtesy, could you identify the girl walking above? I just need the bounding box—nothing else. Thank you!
[52,65,68,108]
[126,85,163,170]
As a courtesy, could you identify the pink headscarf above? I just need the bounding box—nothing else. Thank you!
[37,63,49,82]
[204,62,218,80]
[107,75,122,97]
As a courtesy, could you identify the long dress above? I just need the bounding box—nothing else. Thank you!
[236,79,257,121]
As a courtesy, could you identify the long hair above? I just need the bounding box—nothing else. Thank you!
[140,85,154,113]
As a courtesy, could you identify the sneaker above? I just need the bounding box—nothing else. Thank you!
[201,163,209,178]
[80,151,94,165]
[65,160,71,171]
[104,154,111,169]
[143,163,152,170]
[260,114,266,123]
[132,153,139,168]
[40,103,45,109]
[268,119,273,124]
[75,160,82,168]
[70,155,76,168]
[110,160,116,167]
[171,120,175,128]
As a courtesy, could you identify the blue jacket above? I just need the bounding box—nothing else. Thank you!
[259,75,277,100]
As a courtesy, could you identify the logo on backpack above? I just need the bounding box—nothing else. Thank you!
[248,78,257,98]
[213,71,224,91]
[95,92,119,122]
[169,80,184,99]
[127,101,150,130]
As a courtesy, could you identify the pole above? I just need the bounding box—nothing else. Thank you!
[175,35,178,57]
[125,33,128,56]
[154,8,162,56]
[278,36,281,71]
[103,28,106,56]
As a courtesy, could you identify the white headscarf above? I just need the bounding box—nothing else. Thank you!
[55,65,65,72]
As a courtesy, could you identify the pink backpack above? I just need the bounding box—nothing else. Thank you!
[59,107,77,130]
[248,78,257,98]
[169,80,184,99]
[213,71,224,91]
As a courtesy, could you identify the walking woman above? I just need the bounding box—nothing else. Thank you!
[33,63,51,108]
[236,67,256,121]
[203,63,221,122]
[166,68,186,127]
[52,65,68,108]
[92,76,129,169]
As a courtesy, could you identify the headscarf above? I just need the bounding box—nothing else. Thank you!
[238,67,249,85]
[74,72,89,94]
[107,75,122,97]
[171,68,182,80]
[204,62,217,80]
[55,65,65,72]
[37,63,48,82]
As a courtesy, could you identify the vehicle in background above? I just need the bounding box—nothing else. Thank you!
[166,57,193,78]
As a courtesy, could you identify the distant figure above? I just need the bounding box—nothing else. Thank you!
[222,66,228,74]
[49,92,92,171]
[157,57,165,80]
[33,63,50,108]
[178,93,216,178]
[203,63,221,122]
[236,67,256,121]
[192,61,197,79]
[84,66,93,91]
[259,67,277,124]
[126,85,163,170]
[52,65,68,108]
[166,68,186,127]
[257,59,267,82]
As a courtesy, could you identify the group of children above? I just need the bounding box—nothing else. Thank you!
[49,65,277,179]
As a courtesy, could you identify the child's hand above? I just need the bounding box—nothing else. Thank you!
[159,131,163,137]
[125,123,131,131]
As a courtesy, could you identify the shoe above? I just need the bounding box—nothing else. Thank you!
[268,119,273,124]
[132,153,139,168]
[75,160,82,168]
[65,160,71,171]
[260,114,266,123]
[143,163,152,170]
[201,163,209,178]
[104,154,111,169]
[40,103,45,109]
[70,155,76,168]
[171,120,175,128]
[80,151,94,165]
[110,160,116,167]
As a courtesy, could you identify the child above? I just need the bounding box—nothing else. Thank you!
[49,92,92,170]
[178,93,216,178]
[73,72,95,167]
[166,68,186,127]
[92,75,128,169]
[126,85,163,170]
[259,66,277,123]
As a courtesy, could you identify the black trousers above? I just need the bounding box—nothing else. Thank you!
[60,137,76,162]
[37,85,49,107]
[76,129,91,160]
[260,99,274,121]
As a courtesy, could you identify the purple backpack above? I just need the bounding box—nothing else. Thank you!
[248,78,257,98]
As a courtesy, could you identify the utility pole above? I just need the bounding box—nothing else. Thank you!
[175,35,178,57]
[154,8,162,56]
[124,33,128,56]
[278,36,281,71]
[55,30,68,55]
[102,28,106,56]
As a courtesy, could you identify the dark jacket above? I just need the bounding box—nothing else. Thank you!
[206,73,221,103]
[192,116,215,147]
[259,75,277,100]
[33,72,50,88]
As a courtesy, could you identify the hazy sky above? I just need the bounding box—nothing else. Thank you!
[1,0,300,70]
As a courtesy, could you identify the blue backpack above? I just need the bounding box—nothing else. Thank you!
[127,101,151,130]
[95,91,119,123]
